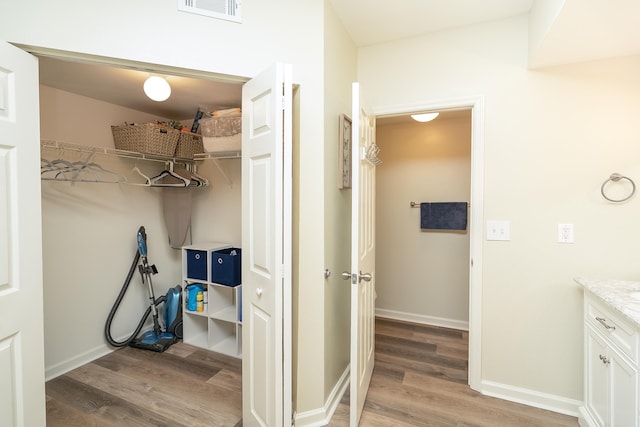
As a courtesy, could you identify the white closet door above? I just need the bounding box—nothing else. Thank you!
[0,41,46,426]
[241,63,292,426]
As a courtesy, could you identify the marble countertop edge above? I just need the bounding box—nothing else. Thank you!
[575,277,640,327]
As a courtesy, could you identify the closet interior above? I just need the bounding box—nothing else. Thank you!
[38,56,246,380]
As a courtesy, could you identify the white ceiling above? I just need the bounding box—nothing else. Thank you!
[38,56,243,121]
[328,0,534,47]
[38,1,640,120]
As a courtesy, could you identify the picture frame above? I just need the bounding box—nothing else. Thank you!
[338,114,352,189]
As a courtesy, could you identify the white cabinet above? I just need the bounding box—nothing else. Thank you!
[181,242,242,358]
[581,295,639,427]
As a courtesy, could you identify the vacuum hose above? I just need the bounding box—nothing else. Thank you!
[104,246,165,347]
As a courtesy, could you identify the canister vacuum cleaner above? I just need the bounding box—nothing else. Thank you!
[105,226,182,352]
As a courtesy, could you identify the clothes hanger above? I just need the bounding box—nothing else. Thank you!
[81,162,126,183]
[188,164,209,187]
[128,164,151,186]
[149,163,190,187]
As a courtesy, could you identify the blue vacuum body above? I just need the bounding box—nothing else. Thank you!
[128,286,182,353]
[164,285,183,339]
[128,227,182,353]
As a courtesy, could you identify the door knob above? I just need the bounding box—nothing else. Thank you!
[359,271,372,282]
[341,271,352,280]
[256,288,263,296]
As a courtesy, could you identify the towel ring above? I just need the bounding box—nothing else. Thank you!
[601,173,636,202]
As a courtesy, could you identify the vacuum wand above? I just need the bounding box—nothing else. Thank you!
[137,226,161,336]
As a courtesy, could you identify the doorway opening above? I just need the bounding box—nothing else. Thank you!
[34,49,249,424]
[373,98,484,391]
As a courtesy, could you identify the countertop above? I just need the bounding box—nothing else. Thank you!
[575,277,640,327]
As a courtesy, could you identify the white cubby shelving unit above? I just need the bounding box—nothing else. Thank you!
[182,242,242,358]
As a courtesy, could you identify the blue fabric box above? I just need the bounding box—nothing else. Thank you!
[186,249,208,280]
[211,248,241,286]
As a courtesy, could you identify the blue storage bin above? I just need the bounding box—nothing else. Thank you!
[211,248,241,286]
[186,249,208,280]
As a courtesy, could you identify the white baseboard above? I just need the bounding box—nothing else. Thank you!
[376,309,581,418]
[578,406,595,426]
[295,365,350,426]
[376,308,469,331]
[45,342,115,381]
[44,330,136,381]
[480,380,582,418]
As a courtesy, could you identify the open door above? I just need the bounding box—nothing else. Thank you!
[241,63,292,427]
[0,42,47,425]
[348,82,377,426]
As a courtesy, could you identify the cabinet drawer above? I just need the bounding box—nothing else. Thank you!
[586,297,639,364]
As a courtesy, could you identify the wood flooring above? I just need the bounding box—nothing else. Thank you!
[329,318,579,426]
[45,343,243,426]
[46,318,579,426]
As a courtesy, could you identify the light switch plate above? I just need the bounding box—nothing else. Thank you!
[487,221,510,241]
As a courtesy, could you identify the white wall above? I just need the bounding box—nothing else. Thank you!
[321,0,357,419]
[376,115,471,328]
[359,15,640,411]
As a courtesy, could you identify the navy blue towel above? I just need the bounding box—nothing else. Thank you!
[420,202,468,230]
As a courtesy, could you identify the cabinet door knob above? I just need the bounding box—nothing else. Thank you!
[256,288,263,296]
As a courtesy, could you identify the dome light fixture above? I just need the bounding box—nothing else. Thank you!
[143,76,171,102]
[411,112,439,123]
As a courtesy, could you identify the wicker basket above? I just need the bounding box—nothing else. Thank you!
[111,123,180,156]
[199,116,241,137]
[175,132,204,159]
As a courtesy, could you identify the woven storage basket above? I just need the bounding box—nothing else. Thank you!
[200,116,241,137]
[175,132,204,159]
[111,123,180,156]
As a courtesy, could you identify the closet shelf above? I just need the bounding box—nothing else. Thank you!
[194,151,241,160]
[41,139,195,164]
[40,139,209,187]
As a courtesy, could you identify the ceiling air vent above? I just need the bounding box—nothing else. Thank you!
[178,0,241,23]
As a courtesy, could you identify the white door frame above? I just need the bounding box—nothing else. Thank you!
[373,95,484,391]
[13,43,294,417]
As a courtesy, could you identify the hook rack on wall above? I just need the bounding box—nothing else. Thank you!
[364,142,382,165]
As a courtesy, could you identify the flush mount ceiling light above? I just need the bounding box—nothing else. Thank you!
[411,112,439,123]
[143,76,171,102]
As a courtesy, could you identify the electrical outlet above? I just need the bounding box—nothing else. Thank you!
[486,221,510,241]
[558,223,574,243]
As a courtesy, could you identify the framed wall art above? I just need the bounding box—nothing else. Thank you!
[338,114,352,189]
